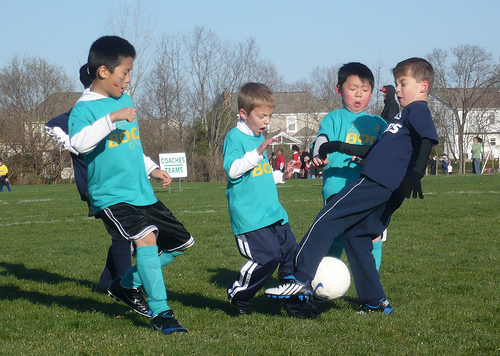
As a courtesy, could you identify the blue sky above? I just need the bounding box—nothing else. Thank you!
[1,0,499,88]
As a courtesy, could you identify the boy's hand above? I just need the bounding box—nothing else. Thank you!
[257,137,278,155]
[151,169,172,188]
[282,160,296,180]
[312,155,328,167]
[400,171,424,199]
[110,107,137,123]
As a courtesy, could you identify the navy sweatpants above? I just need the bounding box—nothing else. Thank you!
[295,177,403,305]
[228,223,297,303]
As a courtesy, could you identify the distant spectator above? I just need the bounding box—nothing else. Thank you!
[448,161,453,174]
[441,156,449,175]
[0,158,12,192]
[275,148,285,172]
[292,145,301,179]
[380,85,400,123]
[269,152,277,171]
[429,155,437,175]
[472,136,482,174]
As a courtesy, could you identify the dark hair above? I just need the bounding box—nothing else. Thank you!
[80,36,136,85]
[393,57,434,92]
[337,62,375,92]
[292,145,299,151]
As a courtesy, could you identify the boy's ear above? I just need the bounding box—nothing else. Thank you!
[420,80,430,93]
[96,65,109,80]
[239,108,248,120]
[335,85,342,97]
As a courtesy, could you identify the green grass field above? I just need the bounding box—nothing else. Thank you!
[0,175,498,355]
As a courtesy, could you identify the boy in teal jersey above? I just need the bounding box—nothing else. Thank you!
[223,82,318,318]
[311,63,388,270]
[69,36,194,335]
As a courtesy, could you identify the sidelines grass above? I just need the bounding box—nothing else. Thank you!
[0,175,498,355]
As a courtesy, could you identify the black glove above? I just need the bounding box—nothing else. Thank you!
[318,141,341,159]
[400,170,424,199]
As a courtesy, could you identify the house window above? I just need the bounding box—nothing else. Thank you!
[489,113,495,125]
[286,115,297,133]
[490,137,496,146]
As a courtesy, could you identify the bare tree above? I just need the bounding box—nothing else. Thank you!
[427,45,500,173]
[308,65,342,111]
[140,34,191,160]
[105,0,157,99]
[0,56,74,183]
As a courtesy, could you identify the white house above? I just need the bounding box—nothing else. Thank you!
[429,88,500,161]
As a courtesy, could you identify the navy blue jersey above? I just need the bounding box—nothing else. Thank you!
[362,101,438,191]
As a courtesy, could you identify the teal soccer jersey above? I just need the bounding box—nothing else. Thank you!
[317,108,387,201]
[69,93,157,212]
[223,127,288,235]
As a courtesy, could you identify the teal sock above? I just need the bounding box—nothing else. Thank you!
[121,265,140,289]
[372,240,383,271]
[326,235,344,259]
[121,250,183,289]
[160,251,182,268]
[136,245,169,316]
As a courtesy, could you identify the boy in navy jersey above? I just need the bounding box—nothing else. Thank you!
[223,82,318,318]
[266,58,438,314]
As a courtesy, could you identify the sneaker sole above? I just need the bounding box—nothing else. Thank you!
[266,294,311,301]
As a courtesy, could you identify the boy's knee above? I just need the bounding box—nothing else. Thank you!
[135,232,157,247]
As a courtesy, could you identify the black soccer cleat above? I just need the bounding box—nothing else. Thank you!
[108,277,152,317]
[356,298,393,314]
[284,300,321,319]
[151,310,188,335]
[230,299,252,315]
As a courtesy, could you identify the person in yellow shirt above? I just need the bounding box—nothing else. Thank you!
[0,158,12,192]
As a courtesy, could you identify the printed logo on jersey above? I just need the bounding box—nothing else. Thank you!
[345,124,380,145]
[384,123,403,134]
[252,162,273,177]
[383,112,402,134]
[109,122,140,149]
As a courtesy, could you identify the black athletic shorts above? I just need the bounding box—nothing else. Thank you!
[96,200,194,252]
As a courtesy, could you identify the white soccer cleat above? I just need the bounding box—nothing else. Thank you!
[265,278,313,301]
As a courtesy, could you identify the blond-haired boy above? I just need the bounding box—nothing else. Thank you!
[223,82,318,318]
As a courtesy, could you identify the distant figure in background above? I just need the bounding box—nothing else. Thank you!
[380,85,400,123]
[292,145,301,179]
[429,155,437,175]
[441,156,449,175]
[275,148,285,172]
[269,152,277,171]
[448,161,453,174]
[472,136,483,174]
[0,158,12,192]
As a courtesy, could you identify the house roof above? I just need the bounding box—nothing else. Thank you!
[221,90,329,115]
[274,92,329,114]
[431,88,500,109]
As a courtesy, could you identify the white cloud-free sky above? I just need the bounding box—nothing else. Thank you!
[1,0,499,88]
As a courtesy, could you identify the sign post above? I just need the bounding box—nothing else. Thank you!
[159,152,187,192]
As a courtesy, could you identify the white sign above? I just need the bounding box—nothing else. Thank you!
[159,152,187,178]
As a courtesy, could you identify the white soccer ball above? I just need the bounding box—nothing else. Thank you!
[311,257,351,300]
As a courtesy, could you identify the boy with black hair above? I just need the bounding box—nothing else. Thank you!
[266,57,438,314]
[69,36,194,335]
[310,62,387,269]
[223,82,318,318]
